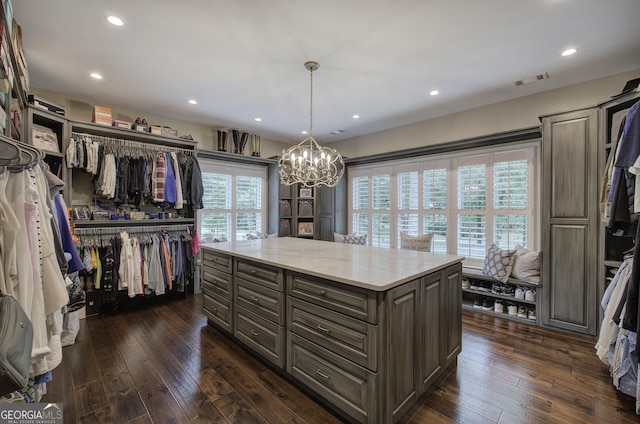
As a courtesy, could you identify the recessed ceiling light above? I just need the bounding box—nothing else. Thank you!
[106,16,124,26]
[430,90,440,96]
[352,114,360,119]
[301,130,308,135]
[90,73,103,80]
[254,117,262,122]
[188,99,197,105]
[561,48,577,56]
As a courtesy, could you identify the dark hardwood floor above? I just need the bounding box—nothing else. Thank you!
[43,294,638,423]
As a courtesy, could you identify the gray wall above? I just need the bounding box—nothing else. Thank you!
[30,87,291,158]
[334,69,640,158]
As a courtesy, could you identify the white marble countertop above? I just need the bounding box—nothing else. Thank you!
[200,237,464,291]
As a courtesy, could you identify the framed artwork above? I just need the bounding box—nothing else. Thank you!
[298,222,314,236]
[32,126,60,153]
[299,188,313,198]
[73,205,91,220]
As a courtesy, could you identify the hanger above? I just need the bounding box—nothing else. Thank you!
[0,135,21,173]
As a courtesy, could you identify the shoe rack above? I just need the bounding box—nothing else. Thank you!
[461,268,540,325]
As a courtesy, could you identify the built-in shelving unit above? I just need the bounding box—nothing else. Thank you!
[461,268,540,325]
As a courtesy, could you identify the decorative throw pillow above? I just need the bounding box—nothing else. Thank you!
[399,232,434,252]
[334,232,355,243]
[247,232,277,240]
[201,235,227,243]
[482,244,516,283]
[511,245,541,283]
[342,234,367,245]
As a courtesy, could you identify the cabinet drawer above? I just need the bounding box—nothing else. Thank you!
[288,297,377,371]
[202,250,232,274]
[287,272,377,324]
[235,278,285,325]
[203,294,232,333]
[234,259,284,291]
[235,306,285,369]
[287,332,376,424]
[201,265,232,299]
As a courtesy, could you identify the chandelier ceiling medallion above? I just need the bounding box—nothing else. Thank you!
[279,61,345,188]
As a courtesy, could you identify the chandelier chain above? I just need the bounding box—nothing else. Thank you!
[309,65,313,134]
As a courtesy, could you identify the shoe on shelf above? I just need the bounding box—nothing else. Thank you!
[469,279,479,290]
[501,284,515,297]
[528,307,536,320]
[514,286,526,300]
[491,282,502,295]
[135,117,142,125]
[525,289,536,302]
[473,296,484,309]
[507,303,518,316]
[517,306,528,319]
[142,118,148,125]
[461,278,470,289]
[482,297,493,310]
[478,281,491,292]
[494,300,505,313]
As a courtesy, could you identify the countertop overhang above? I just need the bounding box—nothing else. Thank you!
[200,237,464,291]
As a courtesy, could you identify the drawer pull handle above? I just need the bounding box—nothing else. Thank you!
[212,307,217,312]
[316,325,331,333]
[251,296,260,303]
[251,269,258,275]
[316,369,331,380]
[319,290,327,296]
[250,330,259,337]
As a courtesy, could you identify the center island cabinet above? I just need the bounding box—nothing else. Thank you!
[199,237,463,424]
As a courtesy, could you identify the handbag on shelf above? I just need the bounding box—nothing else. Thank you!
[0,292,33,397]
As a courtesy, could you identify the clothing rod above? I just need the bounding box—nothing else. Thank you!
[71,132,194,155]
[74,224,193,237]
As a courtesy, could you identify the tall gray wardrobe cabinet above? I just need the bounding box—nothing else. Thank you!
[541,89,640,336]
[541,108,599,335]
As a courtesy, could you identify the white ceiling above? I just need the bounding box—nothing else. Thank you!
[12,0,640,144]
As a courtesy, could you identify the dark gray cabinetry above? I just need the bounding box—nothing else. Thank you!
[541,108,598,335]
[201,250,233,333]
[200,243,462,424]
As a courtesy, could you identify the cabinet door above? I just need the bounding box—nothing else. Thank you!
[420,272,442,392]
[443,264,462,368]
[385,279,419,422]
[316,185,335,241]
[541,108,598,335]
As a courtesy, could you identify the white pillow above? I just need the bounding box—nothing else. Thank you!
[511,244,541,283]
[399,232,434,252]
[334,232,354,243]
[482,244,516,283]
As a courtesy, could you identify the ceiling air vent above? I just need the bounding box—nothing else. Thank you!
[330,129,346,135]
[513,72,549,87]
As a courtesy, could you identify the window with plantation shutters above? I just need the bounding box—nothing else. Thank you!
[492,158,528,249]
[423,167,448,253]
[457,159,488,258]
[197,159,267,241]
[351,175,370,237]
[348,144,537,259]
[398,171,419,244]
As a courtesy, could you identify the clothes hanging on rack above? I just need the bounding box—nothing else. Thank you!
[66,133,203,210]
[0,149,74,386]
[601,98,640,414]
[75,226,196,311]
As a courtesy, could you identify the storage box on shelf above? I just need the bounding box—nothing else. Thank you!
[0,0,27,141]
[462,267,540,324]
